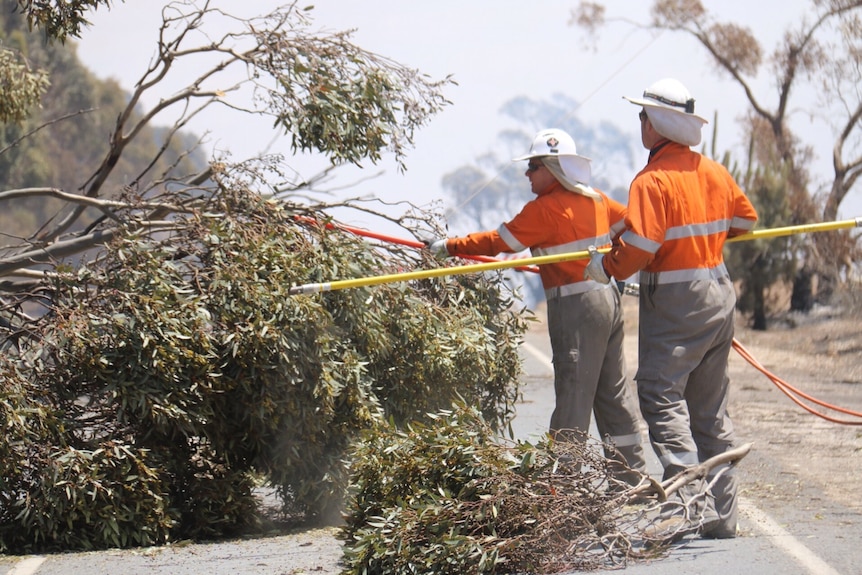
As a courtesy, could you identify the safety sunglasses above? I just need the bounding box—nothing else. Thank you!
[526,162,543,173]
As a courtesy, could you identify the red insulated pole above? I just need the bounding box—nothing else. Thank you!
[294,215,540,274]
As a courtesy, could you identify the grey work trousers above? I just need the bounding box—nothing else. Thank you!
[636,273,739,534]
[546,285,646,474]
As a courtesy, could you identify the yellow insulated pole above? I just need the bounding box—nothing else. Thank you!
[289,248,604,295]
[289,217,862,295]
[726,217,861,243]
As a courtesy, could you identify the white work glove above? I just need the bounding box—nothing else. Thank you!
[583,245,610,284]
[425,238,450,259]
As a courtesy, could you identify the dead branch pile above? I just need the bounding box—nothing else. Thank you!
[341,403,751,574]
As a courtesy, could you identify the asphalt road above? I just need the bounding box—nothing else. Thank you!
[1,325,858,575]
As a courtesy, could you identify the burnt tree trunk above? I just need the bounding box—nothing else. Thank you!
[790,266,814,312]
[752,281,767,330]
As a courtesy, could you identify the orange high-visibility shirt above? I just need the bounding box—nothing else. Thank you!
[447,181,626,295]
[603,142,758,282]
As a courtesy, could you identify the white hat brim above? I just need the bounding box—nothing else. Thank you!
[512,152,535,161]
[623,95,708,124]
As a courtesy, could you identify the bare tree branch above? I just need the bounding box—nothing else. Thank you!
[0,187,195,215]
[0,108,96,156]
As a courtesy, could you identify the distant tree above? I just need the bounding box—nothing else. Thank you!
[572,0,862,311]
[440,93,636,306]
[0,0,115,122]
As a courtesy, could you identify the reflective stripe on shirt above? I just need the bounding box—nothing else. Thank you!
[623,219,734,254]
[620,230,661,253]
[532,233,610,258]
[610,219,626,238]
[497,223,526,252]
[730,215,756,231]
[664,219,732,241]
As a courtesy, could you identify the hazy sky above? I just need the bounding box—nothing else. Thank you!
[75,1,858,229]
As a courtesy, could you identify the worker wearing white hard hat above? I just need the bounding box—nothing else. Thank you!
[584,78,758,539]
[512,128,596,196]
[428,128,648,481]
[623,77,709,147]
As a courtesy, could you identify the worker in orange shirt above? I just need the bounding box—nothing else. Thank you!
[428,128,647,479]
[584,78,758,538]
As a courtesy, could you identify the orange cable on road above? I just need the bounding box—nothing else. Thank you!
[731,338,862,425]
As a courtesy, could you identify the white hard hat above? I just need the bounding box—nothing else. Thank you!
[624,78,708,146]
[512,129,591,184]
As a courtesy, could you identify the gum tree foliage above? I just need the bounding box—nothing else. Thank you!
[0,0,114,122]
[0,1,530,552]
[572,0,862,310]
[0,172,527,552]
[0,46,48,123]
[340,404,637,574]
[14,0,113,41]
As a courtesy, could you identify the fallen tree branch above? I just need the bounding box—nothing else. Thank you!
[657,443,753,502]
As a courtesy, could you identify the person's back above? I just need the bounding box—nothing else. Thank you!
[584,78,757,539]
[627,142,755,278]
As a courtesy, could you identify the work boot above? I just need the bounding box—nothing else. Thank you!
[702,468,739,539]
[643,516,698,546]
[679,490,737,538]
[646,481,723,543]
[699,506,737,539]
[701,523,737,539]
[642,491,699,547]
[695,500,725,537]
